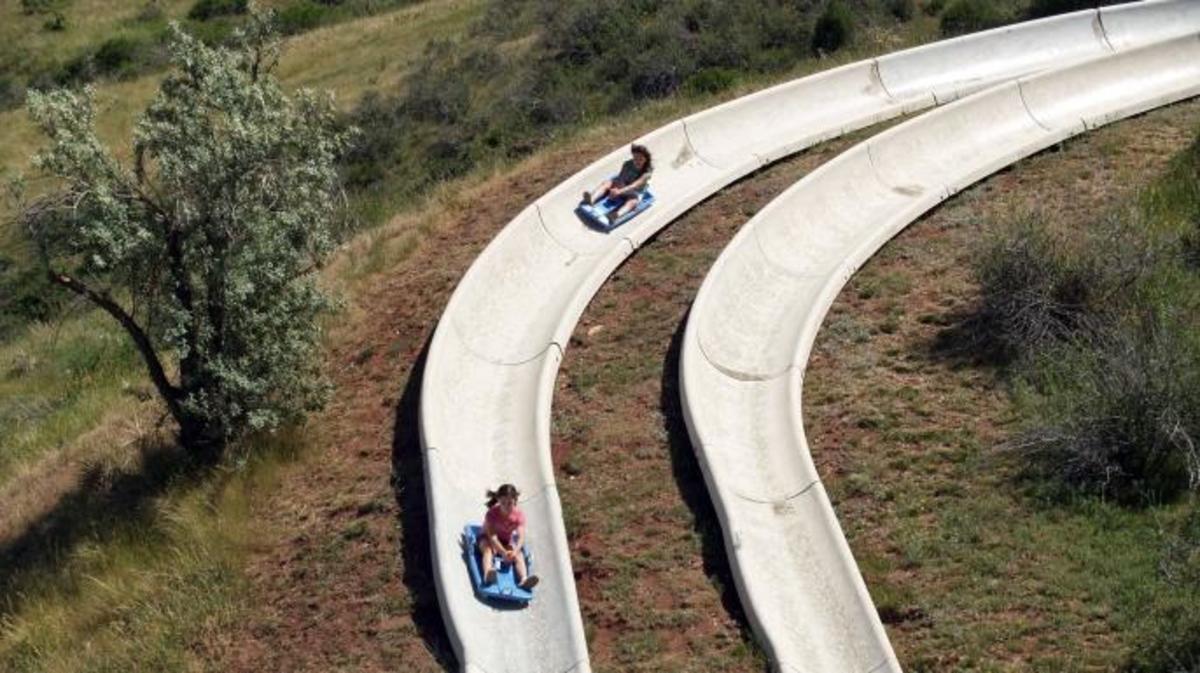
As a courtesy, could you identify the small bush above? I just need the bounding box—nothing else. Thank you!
[812,0,855,54]
[0,77,23,109]
[1124,509,1200,672]
[940,0,1006,36]
[1183,228,1200,270]
[1027,0,1125,19]
[43,11,67,31]
[0,263,60,339]
[187,0,248,21]
[967,214,1110,363]
[136,2,166,23]
[402,42,470,124]
[890,0,916,21]
[923,0,946,16]
[628,37,691,99]
[1015,315,1200,503]
[274,1,328,35]
[686,67,738,95]
[21,0,67,15]
[94,36,139,75]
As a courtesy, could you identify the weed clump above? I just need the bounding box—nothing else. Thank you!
[187,0,248,21]
[812,0,855,54]
[1124,509,1200,672]
[965,212,1140,364]
[889,0,916,21]
[939,0,1007,36]
[1026,0,1125,19]
[1014,315,1200,503]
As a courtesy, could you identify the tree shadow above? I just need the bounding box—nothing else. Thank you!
[0,437,202,616]
[659,312,762,659]
[390,330,456,671]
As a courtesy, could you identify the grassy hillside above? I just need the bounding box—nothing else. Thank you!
[0,0,432,112]
[0,5,484,669]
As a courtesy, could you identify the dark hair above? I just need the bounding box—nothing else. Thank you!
[485,483,520,508]
[631,143,652,173]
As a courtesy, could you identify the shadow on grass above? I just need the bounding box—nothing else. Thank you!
[0,437,202,616]
[390,330,456,672]
[927,307,1012,370]
[659,312,762,660]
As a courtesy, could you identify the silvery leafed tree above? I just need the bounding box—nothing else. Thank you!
[15,15,353,460]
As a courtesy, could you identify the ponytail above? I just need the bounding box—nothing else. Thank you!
[485,483,520,508]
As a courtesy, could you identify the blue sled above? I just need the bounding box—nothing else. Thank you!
[463,524,535,604]
[575,190,655,232]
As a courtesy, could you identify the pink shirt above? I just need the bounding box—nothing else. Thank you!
[484,505,525,545]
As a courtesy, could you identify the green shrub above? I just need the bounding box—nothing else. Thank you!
[628,31,692,98]
[923,0,946,16]
[187,0,248,21]
[940,0,1006,36]
[402,42,470,124]
[274,1,328,35]
[43,11,67,31]
[1124,509,1200,671]
[1016,315,1200,503]
[94,36,140,75]
[686,67,738,95]
[0,262,59,339]
[0,77,23,109]
[136,1,166,22]
[20,0,68,15]
[889,0,916,21]
[1183,227,1200,271]
[967,213,1117,364]
[1027,0,1125,19]
[812,0,855,54]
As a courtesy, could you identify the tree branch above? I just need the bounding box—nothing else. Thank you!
[46,270,184,422]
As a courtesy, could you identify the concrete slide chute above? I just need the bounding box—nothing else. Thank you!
[418,3,1199,671]
[681,33,1200,673]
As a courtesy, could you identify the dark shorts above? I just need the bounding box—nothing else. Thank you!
[610,182,646,203]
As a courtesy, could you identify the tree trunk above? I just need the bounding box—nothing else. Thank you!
[178,413,226,464]
[45,270,227,462]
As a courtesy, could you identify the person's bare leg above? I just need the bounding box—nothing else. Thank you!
[583,180,612,205]
[514,551,539,589]
[513,549,528,582]
[607,194,640,224]
[479,541,496,584]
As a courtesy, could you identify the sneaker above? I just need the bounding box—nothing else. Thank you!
[581,191,592,205]
[519,575,539,590]
[606,211,619,226]
[484,568,497,585]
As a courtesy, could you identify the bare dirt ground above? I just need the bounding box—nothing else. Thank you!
[212,98,1200,672]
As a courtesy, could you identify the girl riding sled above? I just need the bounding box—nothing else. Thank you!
[582,143,654,226]
[479,483,539,590]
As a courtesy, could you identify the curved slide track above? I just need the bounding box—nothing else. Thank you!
[418,3,1200,672]
[681,29,1200,673]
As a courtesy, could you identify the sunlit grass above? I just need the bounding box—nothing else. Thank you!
[0,430,301,673]
[0,313,141,482]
